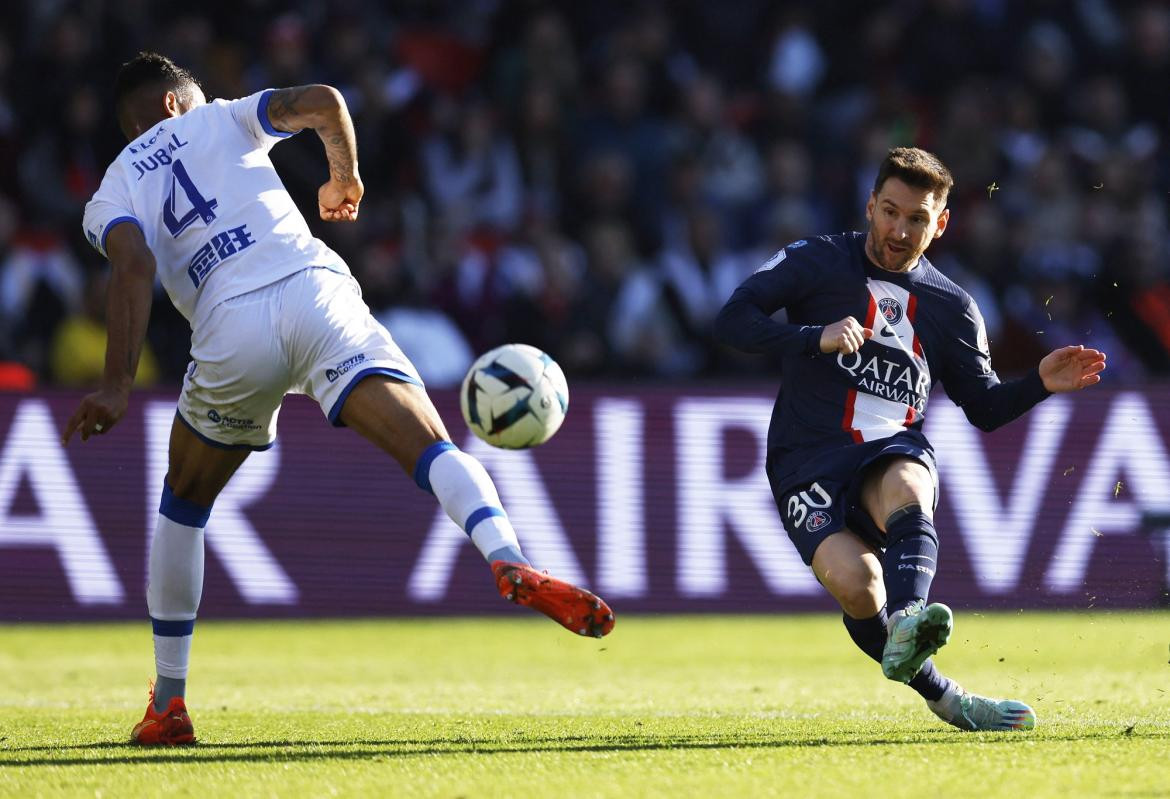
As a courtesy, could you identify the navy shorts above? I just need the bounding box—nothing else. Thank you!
[768,431,938,566]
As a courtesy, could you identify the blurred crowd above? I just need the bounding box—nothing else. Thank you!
[1,0,1169,389]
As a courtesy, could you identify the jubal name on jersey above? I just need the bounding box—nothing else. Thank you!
[129,130,191,181]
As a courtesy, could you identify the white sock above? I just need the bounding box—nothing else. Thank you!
[147,505,206,682]
[153,635,194,679]
[420,444,526,563]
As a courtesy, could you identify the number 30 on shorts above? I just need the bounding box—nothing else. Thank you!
[786,482,831,529]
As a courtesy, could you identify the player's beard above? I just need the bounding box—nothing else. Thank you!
[865,227,919,273]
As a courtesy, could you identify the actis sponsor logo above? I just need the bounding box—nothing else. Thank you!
[207,409,260,430]
[326,353,366,383]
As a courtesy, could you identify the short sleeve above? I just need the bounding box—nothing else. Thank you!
[224,90,300,150]
[82,162,142,259]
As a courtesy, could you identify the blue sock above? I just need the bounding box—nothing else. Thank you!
[842,608,948,701]
[882,505,938,615]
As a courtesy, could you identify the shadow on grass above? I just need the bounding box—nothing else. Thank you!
[3,729,1166,767]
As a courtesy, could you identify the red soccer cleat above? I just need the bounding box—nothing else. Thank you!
[491,561,615,638]
[131,686,196,746]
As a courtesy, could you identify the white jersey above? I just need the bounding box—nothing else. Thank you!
[82,90,348,324]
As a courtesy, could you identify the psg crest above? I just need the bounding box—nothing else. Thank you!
[806,510,832,532]
[878,297,903,326]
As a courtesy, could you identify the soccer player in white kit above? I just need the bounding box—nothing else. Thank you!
[64,52,614,746]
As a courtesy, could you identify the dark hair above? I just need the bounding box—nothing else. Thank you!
[114,51,201,119]
[873,147,953,203]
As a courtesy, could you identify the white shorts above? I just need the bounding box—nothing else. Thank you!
[177,267,423,450]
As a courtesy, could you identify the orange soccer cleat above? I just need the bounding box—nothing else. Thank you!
[491,561,615,638]
[131,686,196,746]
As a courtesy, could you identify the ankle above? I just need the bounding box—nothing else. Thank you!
[153,675,186,712]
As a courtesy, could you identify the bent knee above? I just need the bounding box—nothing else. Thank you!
[164,473,219,508]
[822,563,884,618]
[866,459,934,527]
[885,461,932,499]
[838,580,884,618]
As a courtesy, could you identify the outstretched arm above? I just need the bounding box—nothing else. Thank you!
[949,345,1107,433]
[62,221,155,444]
[266,85,363,222]
[1039,345,1107,392]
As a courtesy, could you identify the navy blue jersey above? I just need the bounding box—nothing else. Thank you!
[714,232,1050,488]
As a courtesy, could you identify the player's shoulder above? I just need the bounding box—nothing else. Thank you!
[916,256,976,312]
[753,232,856,275]
[90,147,137,203]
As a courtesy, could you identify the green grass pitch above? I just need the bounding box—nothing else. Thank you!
[1,612,1167,798]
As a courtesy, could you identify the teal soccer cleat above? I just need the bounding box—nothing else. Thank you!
[927,682,1038,731]
[881,600,953,683]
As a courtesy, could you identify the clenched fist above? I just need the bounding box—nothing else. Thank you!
[819,316,873,355]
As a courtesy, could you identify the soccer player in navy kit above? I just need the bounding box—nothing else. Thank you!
[715,147,1106,731]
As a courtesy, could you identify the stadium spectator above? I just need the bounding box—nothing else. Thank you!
[656,205,750,375]
[0,1,1166,384]
[668,71,765,243]
[581,219,678,375]
[512,77,575,224]
[575,56,670,239]
[50,270,160,388]
[0,226,85,378]
[1099,232,1170,375]
[422,94,524,236]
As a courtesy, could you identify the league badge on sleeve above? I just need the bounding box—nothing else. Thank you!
[755,248,787,273]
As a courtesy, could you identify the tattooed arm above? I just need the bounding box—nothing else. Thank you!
[267,85,363,222]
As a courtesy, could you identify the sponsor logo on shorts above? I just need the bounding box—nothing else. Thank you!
[207,409,260,430]
[326,353,367,383]
[806,510,832,532]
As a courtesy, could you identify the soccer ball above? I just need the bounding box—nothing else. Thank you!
[460,343,569,449]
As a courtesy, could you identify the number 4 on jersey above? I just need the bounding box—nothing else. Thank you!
[163,160,217,237]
